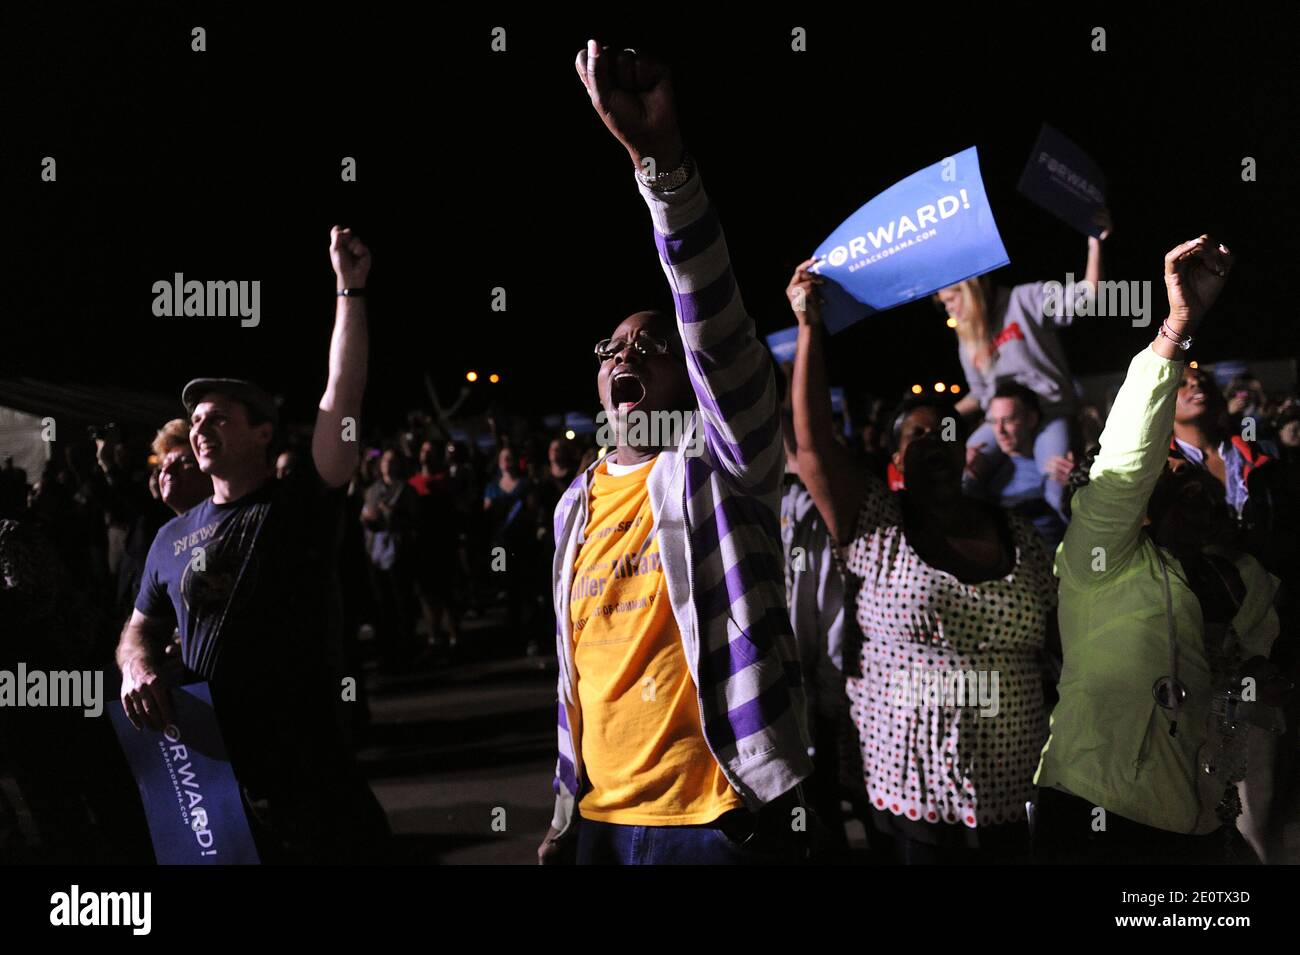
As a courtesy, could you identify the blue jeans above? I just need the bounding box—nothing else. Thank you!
[575,812,804,865]
[966,414,1072,517]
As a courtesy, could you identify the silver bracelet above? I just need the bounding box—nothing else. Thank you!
[1158,319,1193,351]
[637,152,694,192]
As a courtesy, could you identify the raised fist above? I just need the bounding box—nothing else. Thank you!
[575,39,684,174]
[1163,234,1232,329]
[331,225,371,290]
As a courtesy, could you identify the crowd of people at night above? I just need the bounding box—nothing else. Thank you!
[3,39,1300,867]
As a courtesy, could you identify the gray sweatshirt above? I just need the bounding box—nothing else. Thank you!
[959,281,1084,419]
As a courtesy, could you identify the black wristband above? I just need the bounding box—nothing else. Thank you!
[337,287,366,297]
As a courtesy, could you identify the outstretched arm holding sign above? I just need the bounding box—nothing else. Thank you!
[1083,207,1112,290]
[1043,206,1112,327]
[787,258,870,546]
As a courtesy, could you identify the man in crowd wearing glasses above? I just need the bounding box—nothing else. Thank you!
[537,40,813,865]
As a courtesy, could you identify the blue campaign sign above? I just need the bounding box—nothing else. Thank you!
[810,147,1009,333]
[1016,123,1108,238]
[766,326,798,363]
[108,681,260,865]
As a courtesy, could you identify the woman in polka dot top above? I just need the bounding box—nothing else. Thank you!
[786,260,1054,862]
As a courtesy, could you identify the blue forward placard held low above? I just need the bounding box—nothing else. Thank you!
[108,680,260,865]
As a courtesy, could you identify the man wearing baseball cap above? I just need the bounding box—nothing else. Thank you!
[115,226,389,862]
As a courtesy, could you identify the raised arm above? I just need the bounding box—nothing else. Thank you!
[1035,209,1113,328]
[313,226,371,488]
[575,41,782,493]
[1084,207,1112,289]
[1060,234,1233,584]
[787,258,871,546]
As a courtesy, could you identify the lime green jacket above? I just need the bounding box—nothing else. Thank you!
[1035,346,1278,834]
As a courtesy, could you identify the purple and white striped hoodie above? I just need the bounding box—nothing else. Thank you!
[549,169,813,837]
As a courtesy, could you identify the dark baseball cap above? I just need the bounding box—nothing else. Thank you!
[181,378,279,425]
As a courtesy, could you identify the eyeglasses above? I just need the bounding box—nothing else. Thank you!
[594,331,671,363]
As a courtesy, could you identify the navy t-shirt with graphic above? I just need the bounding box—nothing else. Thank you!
[135,475,348,791]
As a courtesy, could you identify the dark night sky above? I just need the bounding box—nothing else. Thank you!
[4,4,1298,438]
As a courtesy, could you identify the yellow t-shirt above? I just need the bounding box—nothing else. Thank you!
[571,457,743,825]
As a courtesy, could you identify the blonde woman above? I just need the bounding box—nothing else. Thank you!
[938,210,1111,517]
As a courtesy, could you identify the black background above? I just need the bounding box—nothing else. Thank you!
[4,3,1298,435]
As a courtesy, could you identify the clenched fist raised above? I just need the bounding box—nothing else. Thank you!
[575,39,684,175]
[331,225,371,290]
[1163,234,1231,330]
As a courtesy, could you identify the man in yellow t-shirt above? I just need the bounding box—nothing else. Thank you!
[555,312,807,865]
[571,454,743,829]
[539,38,815,866]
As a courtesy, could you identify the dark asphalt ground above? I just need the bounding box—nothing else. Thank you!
[360,606,559,864]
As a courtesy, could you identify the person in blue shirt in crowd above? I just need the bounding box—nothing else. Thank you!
[963,382,1068,550]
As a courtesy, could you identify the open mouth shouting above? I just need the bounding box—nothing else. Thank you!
[611,369,647,412]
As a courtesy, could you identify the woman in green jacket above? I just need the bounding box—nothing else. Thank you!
[1034,235,1292,863]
